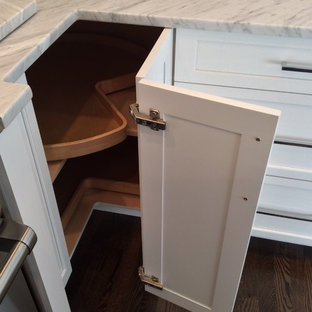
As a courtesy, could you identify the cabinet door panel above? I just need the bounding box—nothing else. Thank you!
[136,29,279,312]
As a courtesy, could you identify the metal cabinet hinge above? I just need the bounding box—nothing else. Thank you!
[138,266,163,290]
[130,104,166,131]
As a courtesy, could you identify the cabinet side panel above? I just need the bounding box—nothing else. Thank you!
[0,113,70,311]
[21,102,72,284]
[17,73,71,284]
[137,28,173,86]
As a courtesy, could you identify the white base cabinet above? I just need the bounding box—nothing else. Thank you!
[0,103,70,311]
[3,22,311,312]
[175,28,312,247]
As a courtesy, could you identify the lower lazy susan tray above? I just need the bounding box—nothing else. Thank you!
[61,178,140,257]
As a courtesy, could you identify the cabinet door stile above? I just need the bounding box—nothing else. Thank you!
[136,28,174,283]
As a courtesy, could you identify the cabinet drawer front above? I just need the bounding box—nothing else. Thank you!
[175,29,312,94]
[268,143,312,181]
[253,213,312,247]
[258,176,312,220]
[175,81,312,145]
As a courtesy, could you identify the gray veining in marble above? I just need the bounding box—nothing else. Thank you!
[0,0,37,41]
[0,0,312,131]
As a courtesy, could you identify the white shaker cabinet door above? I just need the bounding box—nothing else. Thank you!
[136,29,280,312]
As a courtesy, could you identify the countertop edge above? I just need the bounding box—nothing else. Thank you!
[0,0,37,42]
[77,9,312,39]
[0,83,32,133]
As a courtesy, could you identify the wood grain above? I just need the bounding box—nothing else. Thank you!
[96,73,137,136]
[61,178,140,257]
[48,159,66,182]
[53,136,140,216]
[234,238,312,312]
[43,87,128,161]
[274,244,293,312]
[66,211,143,312]
[304,247,312,312]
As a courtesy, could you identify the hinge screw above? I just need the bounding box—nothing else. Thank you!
[150,109,159,120]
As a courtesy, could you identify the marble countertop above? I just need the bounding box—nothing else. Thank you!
[1,0,312,132]
[0,0,36,41]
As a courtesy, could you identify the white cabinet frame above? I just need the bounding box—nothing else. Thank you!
[0,107,70,311]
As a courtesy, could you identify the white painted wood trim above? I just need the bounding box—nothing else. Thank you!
[267,143,312,181]
[21,103,72,284]
[136,28,174,284]
[253,213,312,246]
[174,81,312,146]
[137,28,173,85]
[17,74,71,285]
[0,113,70,311]
[146,285,209,312]
[258,175,312,219]
[175,28,312,95]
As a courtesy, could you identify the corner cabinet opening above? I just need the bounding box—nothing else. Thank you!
[26,21,163,257]
[25,22,279,312]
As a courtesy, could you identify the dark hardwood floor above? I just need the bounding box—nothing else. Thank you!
[66,211,312,312]
[235,233,312,312]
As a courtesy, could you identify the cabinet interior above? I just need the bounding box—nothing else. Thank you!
[26,20,163,256]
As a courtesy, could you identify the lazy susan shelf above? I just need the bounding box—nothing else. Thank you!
[96,73,137,136]
[27,33,147,161]
[41,86,128,161]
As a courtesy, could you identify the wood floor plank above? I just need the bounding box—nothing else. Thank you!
[273,243,294,312]
[234,238,277,312]
[303,246,312,312]
[66,211,143,312]
[234,238,312,312]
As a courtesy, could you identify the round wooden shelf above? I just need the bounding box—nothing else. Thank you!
[28,33,146,161]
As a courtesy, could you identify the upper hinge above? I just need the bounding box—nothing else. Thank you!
[138,266,163,290]
[129,104,166,131]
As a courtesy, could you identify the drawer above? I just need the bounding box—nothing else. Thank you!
[258,175,312,220]
[175,29,312,94]
[267,143,312,181]
[175,81,312,145]
[253,213,312,247]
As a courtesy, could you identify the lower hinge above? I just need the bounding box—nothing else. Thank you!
[138,266,163,290]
